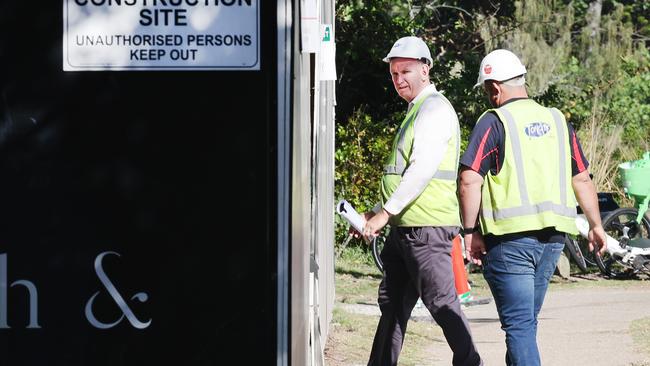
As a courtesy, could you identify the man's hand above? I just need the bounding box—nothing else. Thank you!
[572,171,607,257]
[589,225,607,256]
[465,232,486,266]
[350,211,375,240]
[362,209,391,243]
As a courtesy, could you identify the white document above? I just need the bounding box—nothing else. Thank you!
[336,199,365,233]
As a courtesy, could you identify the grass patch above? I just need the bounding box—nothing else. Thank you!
[336,271,380,304]
[631,317,650,359]
[324,306,376,365]
[336,243,380,275]
[335,244,382,304]
[324,305,444,366]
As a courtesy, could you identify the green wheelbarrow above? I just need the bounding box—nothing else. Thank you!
[619,151,650,224]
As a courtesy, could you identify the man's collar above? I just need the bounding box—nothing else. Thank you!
[409,83,437,107]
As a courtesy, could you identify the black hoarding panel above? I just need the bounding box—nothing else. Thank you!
[0,1,278,365]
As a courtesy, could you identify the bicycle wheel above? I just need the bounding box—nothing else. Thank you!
[371,234,386,273]
[575,236,599,267]
[596,207,650,278]
[564,235,588,273]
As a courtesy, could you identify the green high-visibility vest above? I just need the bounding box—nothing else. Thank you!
[479,99,578,235]
[381,90,461,227]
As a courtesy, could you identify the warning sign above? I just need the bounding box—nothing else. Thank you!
[63,0,259,71]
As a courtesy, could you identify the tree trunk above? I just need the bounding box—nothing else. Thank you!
[586,0,602,61]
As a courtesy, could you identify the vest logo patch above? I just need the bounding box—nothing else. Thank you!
[524,122,551,138]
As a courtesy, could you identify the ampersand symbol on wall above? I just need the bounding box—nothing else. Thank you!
[84,251,152,329]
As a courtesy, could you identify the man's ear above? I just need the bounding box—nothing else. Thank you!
[485,80,499,95]
[421,63,430,80]
[485,81,502,106]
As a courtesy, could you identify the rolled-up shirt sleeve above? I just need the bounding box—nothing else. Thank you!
[383,95,456,215]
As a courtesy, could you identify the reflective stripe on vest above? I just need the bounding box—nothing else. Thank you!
[482,105,575,222]
[383,165,457,180]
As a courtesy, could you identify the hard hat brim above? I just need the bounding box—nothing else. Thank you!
[383,56,433,65]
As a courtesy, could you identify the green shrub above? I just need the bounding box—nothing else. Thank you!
[335,109,397,247]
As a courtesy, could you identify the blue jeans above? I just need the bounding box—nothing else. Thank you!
[482,237,564,366]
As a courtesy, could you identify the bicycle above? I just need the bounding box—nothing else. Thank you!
[575,153,650,279]
[593,207,650,278]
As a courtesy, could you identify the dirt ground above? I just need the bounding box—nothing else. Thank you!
[332,282,650,366]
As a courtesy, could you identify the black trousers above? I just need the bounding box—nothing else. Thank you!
[367,226,482,366]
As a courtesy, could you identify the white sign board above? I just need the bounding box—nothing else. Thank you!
[63,0,259,71]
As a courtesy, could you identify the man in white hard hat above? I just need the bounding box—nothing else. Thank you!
[360,35,482,366]
[459,49,607,366]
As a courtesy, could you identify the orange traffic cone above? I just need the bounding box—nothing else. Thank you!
[451,235,472,301]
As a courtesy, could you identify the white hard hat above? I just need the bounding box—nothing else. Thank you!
[474,49,527,88]
[383,36,433,65]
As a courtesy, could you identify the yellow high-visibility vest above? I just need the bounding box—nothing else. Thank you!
[479,99,578,235]
[381,91,461,227]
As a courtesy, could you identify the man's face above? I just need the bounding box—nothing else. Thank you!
[389,58,428,102]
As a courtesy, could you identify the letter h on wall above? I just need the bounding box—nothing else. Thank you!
[0,254,40,329]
